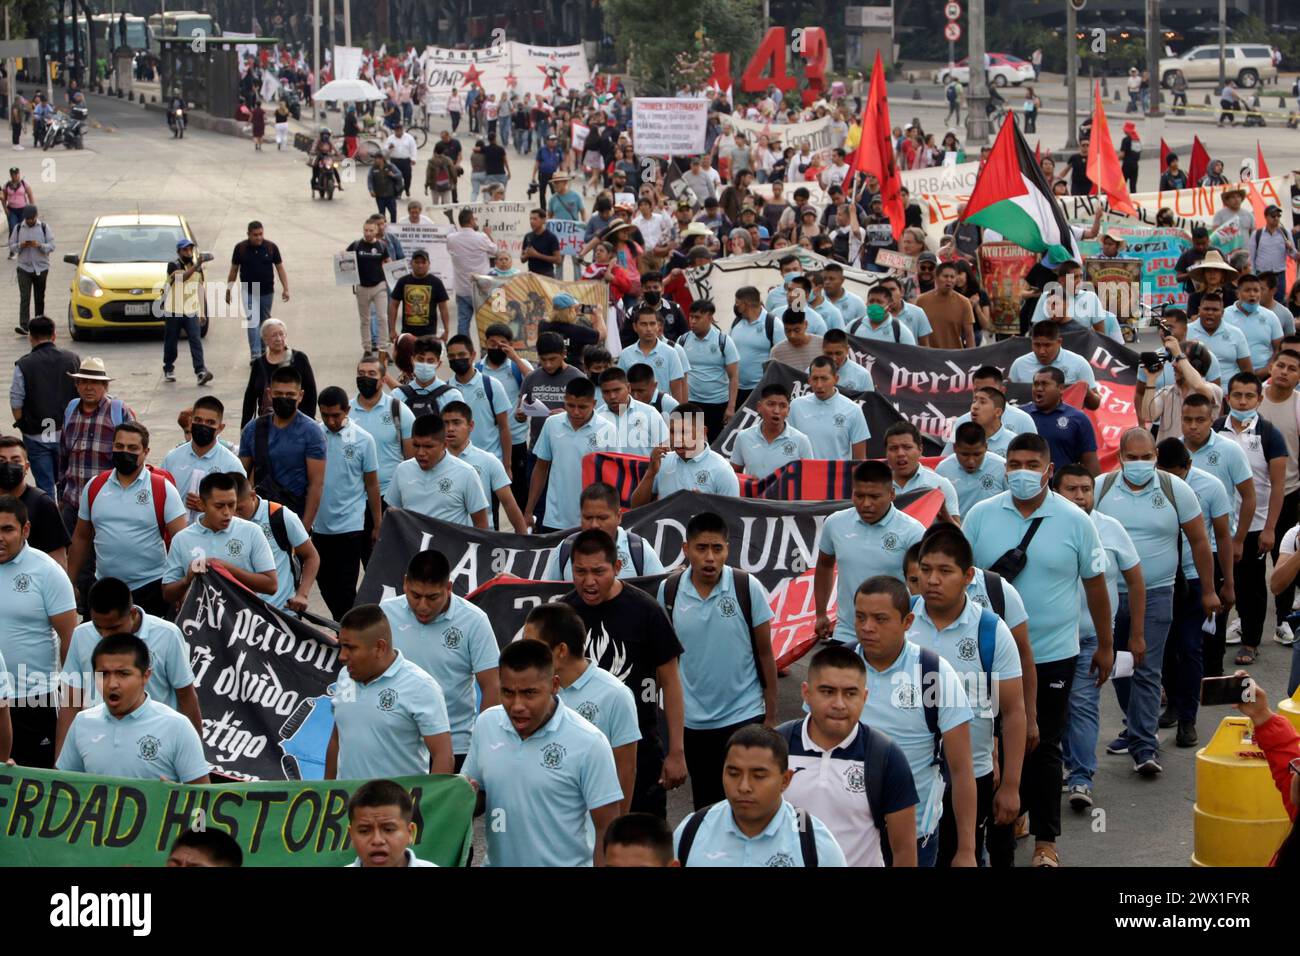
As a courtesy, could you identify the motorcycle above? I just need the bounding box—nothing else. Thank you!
[41,113,68,150]
[170,107,187,138]
[280,82,302,121]
[64,106,88,149]
[310,154,339,199]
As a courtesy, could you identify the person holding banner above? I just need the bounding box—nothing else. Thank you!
[630,403,739,507]
[442,401,528,534]
[789,357,870,462]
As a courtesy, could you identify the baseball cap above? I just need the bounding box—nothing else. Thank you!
[917,251,939,264]
[176,238,196,250]
[1265,204,1283,216]
[552,292,578,309]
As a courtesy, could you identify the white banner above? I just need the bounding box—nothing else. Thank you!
[429,202,531,258]
[333,251,359,287]
[632,98,708,156]
[728,115,837,154]
[333,45,364,82]
[900,161,981,197]
[388,221,456,291]
[418,42,591,114]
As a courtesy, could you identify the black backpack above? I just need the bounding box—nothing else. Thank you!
[661,567,765,689]
[267,501,302,590]
[677,802,818,866]
[557,530,647,576]
[849,315,902,342]
[777,718,895,838]
[399,382,455,420]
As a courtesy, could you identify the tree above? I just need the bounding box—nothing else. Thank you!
[602,0,760,94]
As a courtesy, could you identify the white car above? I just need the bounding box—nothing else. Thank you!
[935,53,1036,88]
[1159,44,1278,88]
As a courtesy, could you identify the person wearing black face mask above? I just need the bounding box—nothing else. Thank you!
[238,365,326,532]
[639,274,687,341]
[162,395,246,525]
[475,322,534,507]
[349,353,416,568]
[0,435,70,566]
[445,334,513,476]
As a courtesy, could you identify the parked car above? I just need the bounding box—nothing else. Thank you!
[1159,44,1279,88]
[935,53,1036,87]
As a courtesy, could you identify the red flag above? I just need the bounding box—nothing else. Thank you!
[1188,136,1210,186]
[1034,140,1041,164]
[1246,179,1269,229]
[1085,83,1137,216]
[1257,141,1271,180]
[1159,138,1171,173]
[852,50,905,240]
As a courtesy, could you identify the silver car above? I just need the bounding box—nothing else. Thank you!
[1159,44,1278,89]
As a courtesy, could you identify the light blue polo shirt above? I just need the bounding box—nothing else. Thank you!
[895,302,933,340]
[1008,347,1098,389]
[968,567,1029,631]
[332,650,451,780]
[936,451,1008,514]
[1223,303,1283,371]
[731,422,814,480]
[479,359,530,446]
[811,296,844,331]
[653,448,741,498]
[385,452,489,525]
[617,339,685,394]
[598,399,669,458]
[454,370,511,456]
[534,412,617,529]
[315,419,379,535]
[942,424,1016,458]
[455,442,511,505]
[56,696,209,782]
[963,490,1105,664]
[163,515,277,585]
[848,315,917,345]
[950,404,1038,437]
[248,495,310,608]
[894,465,962,517]
[907,597,1021,778]
[161,440,246,522]
[730,312,780,389]
[1187,319,1251,370]
[674,799,847,867]
[0,544,76,697]
[542,526,666,581]
[350,392,416,495]
[679,327,740,404]
[1094,470,1201,591]
[650,390,680,417]
[819,504,926,644]
[1188,430,1252,535]
[827,289,867,328]
[789,391,870,459]
[657,567,774,729]
[830,358,875,392]
[380,594,499,754]
[558,664,641,748]
[1080,510,1139,640]
[858,640,972,837]
[78,469,187,589]
[61,609,194,711]
[1179,467,1231,582]
[463,700,623,867]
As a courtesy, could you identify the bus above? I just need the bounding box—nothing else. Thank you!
[148,11,221,53]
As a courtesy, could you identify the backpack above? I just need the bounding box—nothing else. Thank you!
[477,358,523,389]
[558,530,646,577]
[267,500,302,590]
[1095,469,1187,601]
[3,179,28,208]
[399,382,455,421]
[849,316,902,342]
[777,718,895,837]
[433,162,452,191]
[946,84,958,105]
[253,414,306,515]
[982,568,1007,622]
[677,802,818,866]
[662,566,765,689]
[85,466,178,547]
[908,603,1000,757]
[677,329,731,359]
[64,396,126,432]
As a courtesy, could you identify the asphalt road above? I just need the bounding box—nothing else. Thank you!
[10,84,1297,867]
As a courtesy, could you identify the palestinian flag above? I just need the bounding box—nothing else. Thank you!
[962,115,1078,263]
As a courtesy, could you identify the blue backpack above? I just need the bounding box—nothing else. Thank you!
[910,595,1000,767]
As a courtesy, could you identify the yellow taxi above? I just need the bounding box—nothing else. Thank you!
[63,213,213,340]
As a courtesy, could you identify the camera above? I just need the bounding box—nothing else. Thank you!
[1139,351,1166,374]
[526,180,539,198]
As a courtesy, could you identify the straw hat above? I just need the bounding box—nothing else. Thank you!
[68,357,112,382]
[1187,249,1237,275]
[1220,186,1246,202]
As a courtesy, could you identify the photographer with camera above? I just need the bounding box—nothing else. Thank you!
[1136,333,1217,442]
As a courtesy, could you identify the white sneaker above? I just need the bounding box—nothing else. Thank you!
[1225,618,1242,645]
[12,144,23,150]
[1292,589,1300,611]
[1274,622,1297,646]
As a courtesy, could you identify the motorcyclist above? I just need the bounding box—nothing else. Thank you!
[167,91,186,131]
[309,128,344,190]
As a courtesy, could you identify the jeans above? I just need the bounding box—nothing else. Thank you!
[1112,585,1175,762]
[23,436,58,498]
[6,207,23,236]
[1063,632,1101,787]
[1163,578,1209,722]
[470,171,485,200]
[916,831,939,868]
[1023,111,1037,133]
[498,114,511,146]
[456,294,475,336]
[484,173,508,194]
[16,268,47,329]
[375,194,397,221]
[449,110,461,132]
[244,286,275,358]
[163,312,206,375]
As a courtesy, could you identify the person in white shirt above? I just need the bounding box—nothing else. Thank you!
[383,121,419,198]
[447,208,498,336]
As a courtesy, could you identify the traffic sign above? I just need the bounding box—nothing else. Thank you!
[1068,0,1087,10]
[944,2,962,20]
[944,21,962,42]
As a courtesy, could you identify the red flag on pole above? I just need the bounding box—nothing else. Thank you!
[1246,179,1269,229]
[1085,83,1137,216]
[1034,140,1041,164]
[1257,141,1271,180]
[852,50,905,240]
[1188,136,1210,186]
[1159,138,1171,173]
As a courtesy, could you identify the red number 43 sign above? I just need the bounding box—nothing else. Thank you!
[738,27,830,105]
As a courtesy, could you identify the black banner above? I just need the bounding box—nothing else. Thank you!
[176,570,341,782]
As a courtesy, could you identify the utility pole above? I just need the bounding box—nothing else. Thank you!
[344,0,351,49]
[1217,0,1226,88]
[763,0,769,32]
[329,0,335,59]
[312,0,320,117]
[1145,0,1161,116]
[965,0,989,144]
[1065,0,1078,149]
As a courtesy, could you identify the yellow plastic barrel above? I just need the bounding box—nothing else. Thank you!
[1279,687,1300,735]
[1192,716,1292,866]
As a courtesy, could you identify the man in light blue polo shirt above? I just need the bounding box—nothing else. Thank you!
[618,304,686,397]
[56,632,210,783]
[730,383,814,480]
[386,413,489,527]
[885,421,962,521]
[881,276,933,343]
[350,353,415,498]
[808,273,845,331]
[162,471,277,605]
[764,254,807,315]
[678,300,740,442]
[526,602,640,814]
[395,337,465,415]
[815,460,926,646]
[1182,392,1255,547]
[821,329,874,392]
[823,262,866,329]
[950,366,1038,437]
[851,575,975,867]
[69,420,188,619]
[443,401,528,533]
[542,482,665,581]
[673,724,847,866]
[598,367,669,459]
[657,512,778,810]
[1223,273,1283,374]
[235,476,319,612]
[57,576,201,754]
[942,387,1017,458]
[963,431,1112,868]
[788,357,870,460]
[463,637,624,866]
[327,604,454,780]
[162,395,245,524]
[729,287,781,400]
[526,376,617,533]
[936,422,1008,514]
[446,334,514,468]
[1008,321,1101,409]
[630,403,740,506]
[847,291,917,344]
[912,527,1025,866]
[627,362,680,419]
[479,322,534,507]
[380,549,499,771]
[1187,294,1253,375]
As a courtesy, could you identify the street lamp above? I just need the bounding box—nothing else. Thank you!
[1064,0,1079,149]
[965,0,988,144]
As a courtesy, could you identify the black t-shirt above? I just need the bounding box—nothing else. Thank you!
[521,228,560,276]
[231,238,283,290]
[561,585,683,738]
[18,485,70,554]
[347,239,387,287]
[1175,248,1206,293]
[482,143,507,175]
[390,273,449,332]
[1066,154,1089,195]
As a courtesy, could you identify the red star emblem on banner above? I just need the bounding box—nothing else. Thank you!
[539,63,570,89]
[505,73,518,88]
[462,62,485,89]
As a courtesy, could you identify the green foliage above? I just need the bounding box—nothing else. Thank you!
[602,0,761,94]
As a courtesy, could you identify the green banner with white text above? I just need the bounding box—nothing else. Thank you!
[0,767,475,867]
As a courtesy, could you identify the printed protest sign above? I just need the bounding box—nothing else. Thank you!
[632,98,708,155]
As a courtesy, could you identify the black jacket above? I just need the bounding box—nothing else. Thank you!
[242,351,318,427]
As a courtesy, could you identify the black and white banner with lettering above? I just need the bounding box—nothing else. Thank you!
[176,570,340,782]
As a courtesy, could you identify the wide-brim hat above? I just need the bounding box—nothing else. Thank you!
[549,171,569,182]
[1187,249,1237,274]
[681,222,712,238]
[69,357,112,381]
[1220,186,1247,201]
[601,218,634,239]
